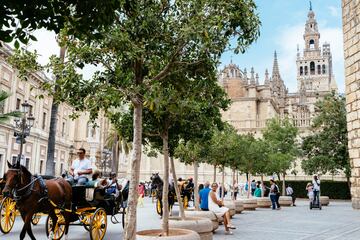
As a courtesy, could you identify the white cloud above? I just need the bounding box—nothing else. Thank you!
[328,6,340,17]
[275,24,344,93]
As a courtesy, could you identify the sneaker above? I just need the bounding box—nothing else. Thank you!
[225,231,233,235]
[227,225,236,229]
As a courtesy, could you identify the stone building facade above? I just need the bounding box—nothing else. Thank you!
[342,0,360,208]
[0,44,109,177]
[219,7,339,179]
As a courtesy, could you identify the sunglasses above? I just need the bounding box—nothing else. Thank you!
[77,152,85,155]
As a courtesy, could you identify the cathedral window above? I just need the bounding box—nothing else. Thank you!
[304,66,308,75]
[322,64,326,74]
[317,65,321,74]
[309,39,315,49]
[300,66,303,76]
[310,62,315,75]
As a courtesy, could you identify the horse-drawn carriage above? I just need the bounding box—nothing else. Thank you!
[1,162,128,240]
[46,185,127,240]
[150,173,193,216]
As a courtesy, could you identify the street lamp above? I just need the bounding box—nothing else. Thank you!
[13,101,35,165]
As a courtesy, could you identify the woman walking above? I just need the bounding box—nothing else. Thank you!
[269,179,281,210]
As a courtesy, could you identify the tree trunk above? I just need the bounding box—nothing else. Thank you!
[124,101,142,240]
[162,131,170,236]
[247,173,251,199]
[45,46,66,176]
[282,172,286,196]
[111,137,119,173]
[261,174,264,198]
[194,160,199,210]
[221,167,225,201]
[213,165,216,182]
[170,157,185,219]
[236,171,239,184]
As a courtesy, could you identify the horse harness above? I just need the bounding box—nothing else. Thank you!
[7,168,48,203]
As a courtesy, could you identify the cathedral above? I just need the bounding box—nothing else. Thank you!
[220,6,337,137]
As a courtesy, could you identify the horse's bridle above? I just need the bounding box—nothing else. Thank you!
[4,168,39,201]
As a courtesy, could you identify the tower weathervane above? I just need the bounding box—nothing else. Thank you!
[309,1,312,11]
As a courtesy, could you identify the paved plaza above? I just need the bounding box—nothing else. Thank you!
[1,198,360,240]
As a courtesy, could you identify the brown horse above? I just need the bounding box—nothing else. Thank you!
[2,161,72,240]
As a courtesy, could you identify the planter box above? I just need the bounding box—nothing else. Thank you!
[320,196,330,206]
[223,200,236,217]
[257,197,271,208]
[240,198,257,210]
[169,217,213,240]
[279,196,292,206]
[233,200,244,213]
[137,229,200,240]
[184,210,219,232]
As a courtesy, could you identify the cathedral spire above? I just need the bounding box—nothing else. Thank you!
[250,67,255,85]
[272,51,280,79]
[264,69,270,85]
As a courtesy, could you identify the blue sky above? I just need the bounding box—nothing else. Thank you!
[220,0,344,92]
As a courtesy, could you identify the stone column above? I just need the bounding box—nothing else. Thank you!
[343,0,360,209]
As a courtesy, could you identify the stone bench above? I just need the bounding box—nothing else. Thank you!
[241,198,257,210]
[257,197,271,208]
[223,200,236,217]
[233,200,244,213]
[279,196,292,206]
[320,196,330,206]
[185,210,219,232]
[169,217,213,240]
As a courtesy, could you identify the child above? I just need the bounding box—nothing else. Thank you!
[306,183,314,201]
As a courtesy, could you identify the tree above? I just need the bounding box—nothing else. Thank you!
[1,1,120,47]
[263,118,299,195]
[0,91,21,123]
[301,93,350,187]
[10,1,260,238]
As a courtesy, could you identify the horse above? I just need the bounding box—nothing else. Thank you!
[150,173,175,216]
[2,161,72,240]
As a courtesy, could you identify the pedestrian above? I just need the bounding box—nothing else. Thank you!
[251,179,256,196]
[269,179,281,210]
[286,184,296,206]
[312,175,320,205]
[137,182,145,207]
[232,180,239,200]
[208,182,236,235]
[254,184,262,198]
[199,181,211,211]
[306,182,314,202]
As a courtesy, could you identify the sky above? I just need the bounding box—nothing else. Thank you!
[26,0,344,93]
[220,0,344,92]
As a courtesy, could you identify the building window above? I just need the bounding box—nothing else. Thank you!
[40,160,43,174]
[300,66,303,76]
[12,156,17,165]
[304,66,308,75]
[25,157,30,169]
[310,62,315,75]
[309,39,315,49]
[62,122,65,137]
[317,65,321,74]
[322,64,326,74]
[16,98,21,110]
[42,112,46,129]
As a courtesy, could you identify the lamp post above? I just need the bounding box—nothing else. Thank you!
[102,148,111,176]
[13,101,35,165]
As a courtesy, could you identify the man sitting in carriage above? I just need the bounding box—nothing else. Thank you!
[69,148,93,186]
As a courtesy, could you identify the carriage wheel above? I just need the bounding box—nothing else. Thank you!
[156,199,162,216]
[80,213,92,232]
[31,213,41,225]
[90,208,107,240]
[183,196,188,209]
[0,197,16,234]
[46,211,65,240]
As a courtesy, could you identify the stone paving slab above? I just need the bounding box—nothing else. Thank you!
[2,198,360,239]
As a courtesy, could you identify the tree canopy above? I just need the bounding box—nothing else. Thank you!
[301,93,350,180]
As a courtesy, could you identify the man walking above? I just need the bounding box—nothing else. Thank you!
[312,175,321,205]
[286,184,296,206]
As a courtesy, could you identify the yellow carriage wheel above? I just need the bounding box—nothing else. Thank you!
[0,197,16,234]
[156,199,162,216]
[31,213,41,225]
[90,208,107,240]
[46,211,65,240]
[183,196,189,209]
